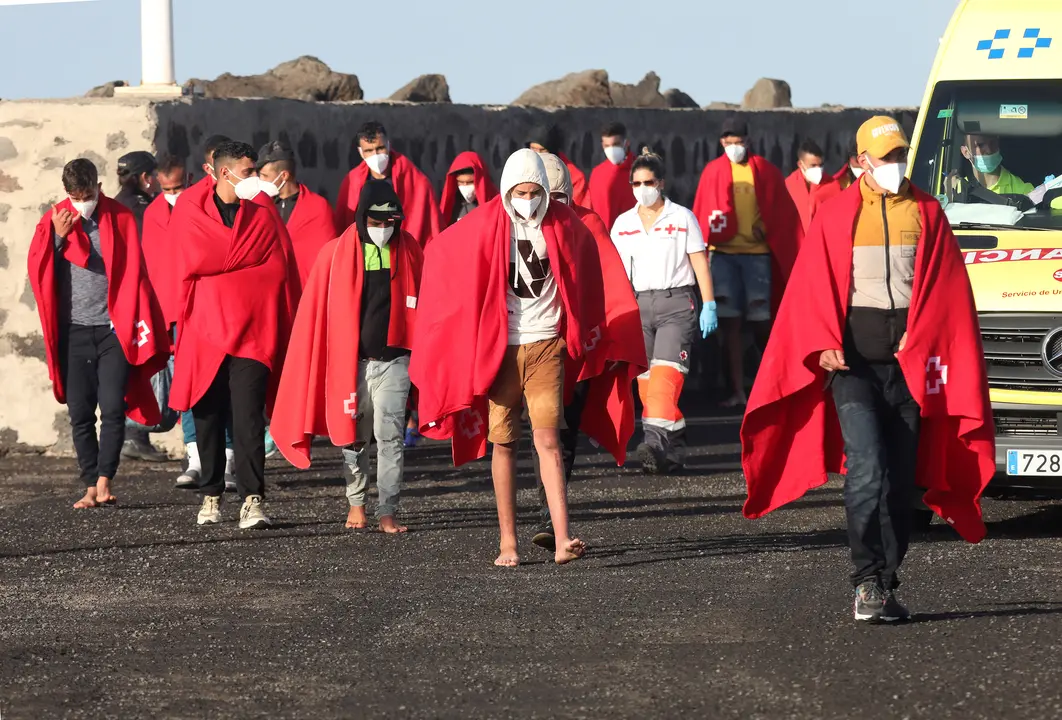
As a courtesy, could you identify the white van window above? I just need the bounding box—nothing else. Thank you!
[912,80,1062,231]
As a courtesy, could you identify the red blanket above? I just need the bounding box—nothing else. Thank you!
[285,184,337,286]
[440,151,499,229]
[784,169,843,233]
[740,182,995,543]
[169,188,300,413]
[334,151,441,246]
[28,196,169,426]
[410,197,638,466]
[692,155,803,305]
[588,155,635,231]
[271,226,423,468]
[573,206,648,452]
[141,193,181,328]
[560,152,589,207]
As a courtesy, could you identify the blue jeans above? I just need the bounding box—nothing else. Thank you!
[182,409,233,449]
[831,362,920,590]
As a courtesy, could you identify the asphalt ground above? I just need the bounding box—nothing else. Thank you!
[2,409,1062,719]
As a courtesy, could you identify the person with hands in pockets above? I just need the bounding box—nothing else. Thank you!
[610,148,717,474]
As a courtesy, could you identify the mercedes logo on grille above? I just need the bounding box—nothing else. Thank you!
[1042,328,1062,378]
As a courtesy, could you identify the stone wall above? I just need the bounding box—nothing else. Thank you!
[0,97,916,455]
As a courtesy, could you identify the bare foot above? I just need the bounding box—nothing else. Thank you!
[95,477,117,505]
[555,538,586,565]
[494,546,520,567]
[73,488,98,509]
[345,506,368,529]
[379,516,408,534]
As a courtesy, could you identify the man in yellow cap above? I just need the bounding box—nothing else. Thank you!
[741,115,993,624]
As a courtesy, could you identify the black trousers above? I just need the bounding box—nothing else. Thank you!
[60,325,130,486]
[192,356,269,499]
[532,380,590,525]
[831,362,921,590]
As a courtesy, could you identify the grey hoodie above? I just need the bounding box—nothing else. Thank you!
[499,149,561,345]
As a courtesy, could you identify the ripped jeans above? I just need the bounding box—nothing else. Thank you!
[341,356,411,518]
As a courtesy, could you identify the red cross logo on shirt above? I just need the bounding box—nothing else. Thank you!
[663,224,677,234]
[926,356,948,395]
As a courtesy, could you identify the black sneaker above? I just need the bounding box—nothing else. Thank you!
[881,590,912,623]
[637,443,661,475]
[531,522,556,552]
[853,580,885,622]
[121,438,169,463]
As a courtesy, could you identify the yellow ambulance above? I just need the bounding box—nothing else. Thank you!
[909,0,1062,492]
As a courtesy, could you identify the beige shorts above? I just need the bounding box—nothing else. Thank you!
[487,338,566,444]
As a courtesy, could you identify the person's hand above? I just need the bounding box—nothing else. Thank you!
[51,205,79,238]
[819,349,849,372]
[700,300,718,338]
[897,332,908,353]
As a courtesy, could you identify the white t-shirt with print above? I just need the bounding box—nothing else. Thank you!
[507,217,562,345]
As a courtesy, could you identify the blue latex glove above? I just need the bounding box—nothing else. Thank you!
[699,300,718,338]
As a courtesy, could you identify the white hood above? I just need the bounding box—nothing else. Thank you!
[540,153,572,202]
[501,148,550,225]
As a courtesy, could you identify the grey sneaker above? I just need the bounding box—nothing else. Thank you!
[854,580,885,622]
[239,495,272,530]
[197,495,221,525]
[176,467,200,489]
[121,438,169,463]
[881,590,912,623]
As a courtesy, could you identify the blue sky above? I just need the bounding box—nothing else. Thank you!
[0,0,957,107]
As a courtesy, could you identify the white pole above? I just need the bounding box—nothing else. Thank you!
[140,0,175,86]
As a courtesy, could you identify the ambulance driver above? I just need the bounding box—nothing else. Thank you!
[610,149,717,474]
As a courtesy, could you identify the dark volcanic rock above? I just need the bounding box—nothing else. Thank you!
[664,88,699,109]
[513,70,613,108]
[84,81,127,98]
[389,75,451,103]
[184,56,363,102]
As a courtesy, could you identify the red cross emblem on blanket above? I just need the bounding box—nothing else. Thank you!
[458,408,484,439]
[926,356,948,395]
[343,392,357,419]
[708,210,728,234]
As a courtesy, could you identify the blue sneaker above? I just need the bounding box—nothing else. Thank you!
[264,427,279,459]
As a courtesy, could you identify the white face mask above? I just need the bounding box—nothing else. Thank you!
[270,174,287,193]
[553,195,570,205]
[633,185,661,207]
[851,166,865,179]
[366,226,394,248]
[724,144,747,164]
[867,158,907,195]
[604,145,627,165]
[164,192,180,207]
[511,195,542,220]
[70,196,98,220]
[458,184,476,203]
[364,152,390,175]
[226,171,263,201]
[803,166,824,185]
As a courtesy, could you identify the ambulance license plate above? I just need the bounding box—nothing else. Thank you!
[1007,449,1062,476]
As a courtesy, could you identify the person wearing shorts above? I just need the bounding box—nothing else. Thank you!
[611,149,717,473]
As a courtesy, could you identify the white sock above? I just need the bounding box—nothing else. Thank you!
[186,442,201,472]
[225,448,235,475]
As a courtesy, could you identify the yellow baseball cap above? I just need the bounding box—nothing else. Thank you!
[856,116,909,159]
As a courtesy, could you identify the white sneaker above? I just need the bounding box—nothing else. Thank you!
[176,467,200,489]
[239,495,272,530]
[197,495,221,525]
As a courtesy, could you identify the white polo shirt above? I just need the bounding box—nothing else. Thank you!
[610,198,706,292]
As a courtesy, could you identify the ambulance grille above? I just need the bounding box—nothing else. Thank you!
[979,313,1062,391]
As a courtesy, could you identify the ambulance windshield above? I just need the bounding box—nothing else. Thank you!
[911,80,1062,230]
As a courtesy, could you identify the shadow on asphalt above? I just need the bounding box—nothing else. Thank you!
[910,603,1062,624]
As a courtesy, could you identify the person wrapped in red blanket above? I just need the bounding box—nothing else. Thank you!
[587,122,636,230]
[28,159,168,509]
[741,117,994,623]
[692,116,803,408]
[272,180,422,534]
[439,151,499,229]
[169,141,300,530]
[256,140,337,286]
[411,149,640,566]
[784,139,842,233]
[520,152,647,551]
[334,121,441,246]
